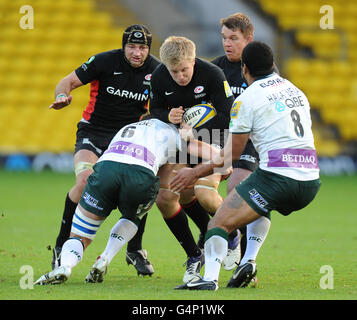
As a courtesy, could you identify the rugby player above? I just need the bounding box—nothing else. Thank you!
[49,24,160,276]
[211,13,271,277]
[171,41,321,290]
[34,118,221,285]
[149,36,235,283]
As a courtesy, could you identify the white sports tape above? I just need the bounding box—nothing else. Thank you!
[197,178,209,181]
[194,185,218,191]
[74,161,94,176]
[159,187,180,196]
[71,207,103,240]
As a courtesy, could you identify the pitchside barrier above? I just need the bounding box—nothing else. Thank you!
[0,153,356,175]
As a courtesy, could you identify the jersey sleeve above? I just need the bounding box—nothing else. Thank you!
[229,98,253,134]
[201,67,234,131]
[74,53,105,85]
[149,67,171,122]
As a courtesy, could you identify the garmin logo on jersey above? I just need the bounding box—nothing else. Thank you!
[106,86,148,101]
[248,189,268,212]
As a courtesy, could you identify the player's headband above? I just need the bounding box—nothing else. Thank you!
[122,24,152,49]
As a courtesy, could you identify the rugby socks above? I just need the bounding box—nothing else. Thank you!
[182,198,211,235]
[203,228,228,281]
[240,216,271,265]
[238,226,247,256]
[228,229,239,249]
[60,237,84,269]
[55,193,77,248]
[101,218,138,264]
[164,206,202,258]
[127,213,148,252]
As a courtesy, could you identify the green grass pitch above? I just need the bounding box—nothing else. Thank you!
[0,169,356,300]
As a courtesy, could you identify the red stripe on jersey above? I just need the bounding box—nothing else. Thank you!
[82,80,99,121]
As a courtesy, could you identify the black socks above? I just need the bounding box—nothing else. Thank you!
[164,207,201,258]
[55,193,77,248]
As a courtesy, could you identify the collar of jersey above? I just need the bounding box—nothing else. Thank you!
[253,73,275,83]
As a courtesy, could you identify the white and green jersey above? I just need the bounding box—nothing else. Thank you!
[229,73,319,181]
[98,119,181,175]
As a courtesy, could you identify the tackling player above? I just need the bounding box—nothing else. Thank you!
[171,42,321,290]
[34,118,220,285]
[49,24,160,276]
[149,36,235,283]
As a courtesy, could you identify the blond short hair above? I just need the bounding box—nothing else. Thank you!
[221,13,254,38]
[159,36,196,66]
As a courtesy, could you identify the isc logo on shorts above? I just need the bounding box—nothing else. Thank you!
[248,189,268,212]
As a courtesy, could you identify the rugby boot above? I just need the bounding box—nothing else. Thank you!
[35,266,71,285]
[182,250,204,283]
[85,256,109,283]
[227,260,257,288]
[126,249,154,276]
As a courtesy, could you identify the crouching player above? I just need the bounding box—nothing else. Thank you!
[35,118,219,285]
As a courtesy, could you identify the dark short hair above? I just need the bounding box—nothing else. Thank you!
[221,13,254,38]
[241,41,274,77]
[122,24,152,49]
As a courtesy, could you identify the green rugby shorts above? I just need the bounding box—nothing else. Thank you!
[79,161,160,224]
[236,167,321,217]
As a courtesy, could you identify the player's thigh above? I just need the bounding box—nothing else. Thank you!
[156,163,186,215]
[78,161,120,218]
[209,188,260,233]
[195,173,221,192]
[157,163,187,187]
[228,139,258,193]
[69,150,99,201]
[227,167,252,194]
[194,173,222,212]
[73,149,98,181]
[118,166,160,223]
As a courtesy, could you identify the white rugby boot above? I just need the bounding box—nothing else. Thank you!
[85,256,109,283]
[35,266,72,285]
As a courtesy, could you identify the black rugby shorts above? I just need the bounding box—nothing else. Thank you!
[74,122,118,157]
[232,139,259,171]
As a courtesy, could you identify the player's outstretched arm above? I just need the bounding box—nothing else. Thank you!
[170,133,248,192]
[49,71,83,110]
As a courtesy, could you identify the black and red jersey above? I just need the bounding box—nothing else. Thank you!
[75,49,160,130]
[212,55,279,99]
[211,55,247,99]
[149,58,235,132]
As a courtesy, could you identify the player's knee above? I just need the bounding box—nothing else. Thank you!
[69,233,91,249]
[227,168,252,194]
[156,189,179,218]
[179,188,195,205]
[70,207,104,244]
[195,188,222,214]
[74,170,91,192]
[194,181,222,214]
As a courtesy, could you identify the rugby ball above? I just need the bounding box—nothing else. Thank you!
[182,104,217,128]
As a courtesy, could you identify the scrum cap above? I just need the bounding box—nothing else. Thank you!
[122,24,152,49]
